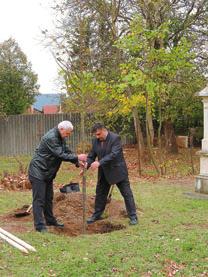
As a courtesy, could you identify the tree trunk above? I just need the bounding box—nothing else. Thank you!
[145,94,160,175]
[164,119,178,154]
[147,102,154,145]
[158,99,162,150]
[80,112,86,152]
[157,98,166,175]
[132,107,144,175]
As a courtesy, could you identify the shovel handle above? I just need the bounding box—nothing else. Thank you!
[107,185,114,203]
[26,204,32,213]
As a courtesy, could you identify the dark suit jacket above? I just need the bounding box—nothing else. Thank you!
[87,131,128,184]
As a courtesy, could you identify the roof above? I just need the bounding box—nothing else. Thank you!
[43,105,59,114]
[33,94,61,111]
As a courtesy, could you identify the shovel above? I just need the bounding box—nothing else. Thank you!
[103,185,115,219]
[15,204,32,218]
[107,185,114,203]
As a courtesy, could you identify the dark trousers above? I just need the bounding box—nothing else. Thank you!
[93,171,137,219]
[29,175,56,230]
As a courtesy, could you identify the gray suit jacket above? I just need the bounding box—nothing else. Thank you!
[87,131,128,184]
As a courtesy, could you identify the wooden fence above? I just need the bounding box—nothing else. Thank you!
[0,114,135,156]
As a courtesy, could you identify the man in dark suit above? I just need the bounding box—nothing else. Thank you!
[86,123,138,225]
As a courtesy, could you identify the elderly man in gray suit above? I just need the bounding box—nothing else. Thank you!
[86,123,138,225]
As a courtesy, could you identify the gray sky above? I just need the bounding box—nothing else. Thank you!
[0,0,59,94]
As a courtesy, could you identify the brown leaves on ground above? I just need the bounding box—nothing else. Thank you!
[123,146,199,182]
[0,146,199,191]
[141,260,185,277]
[163,259,185,277]
[0,157,31,191]
[0,171,31,191]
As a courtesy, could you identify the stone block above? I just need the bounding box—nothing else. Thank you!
[176,136,188,148]
[195,175,208,194]
[199,156,208,175]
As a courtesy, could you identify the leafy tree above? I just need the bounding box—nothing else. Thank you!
[44,0,129,99]
[45,1,126,144]
[116,16,205,174]
[133,0,207,143]
[46,0,207,165]
[0,38,39,115]
[61,71,108,141]
[54,15,100,145]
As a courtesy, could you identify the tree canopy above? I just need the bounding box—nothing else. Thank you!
[40,0,208,173]
[0,38,39,115]
[44,1,207,138]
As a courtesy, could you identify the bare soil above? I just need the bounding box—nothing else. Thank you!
[0,191,128,236]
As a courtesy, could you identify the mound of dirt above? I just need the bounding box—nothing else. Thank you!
[52,192,127,236]
[1,192,128,236]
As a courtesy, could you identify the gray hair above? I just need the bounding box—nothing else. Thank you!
[58,120,73,130]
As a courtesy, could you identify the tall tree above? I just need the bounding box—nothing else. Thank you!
[0,38,39,115]
[44,1,128,141]
[128,0,207,142]
[116,16,205,174]
[54,15,97,143]
[46,0,207,162]
[45,0,130,90]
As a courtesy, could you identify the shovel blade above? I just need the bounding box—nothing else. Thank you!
[15,211,30,218]
[14,204,32,217]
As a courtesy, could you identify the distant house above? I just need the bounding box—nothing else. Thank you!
[28,94,62,114]
[43,105,59,114]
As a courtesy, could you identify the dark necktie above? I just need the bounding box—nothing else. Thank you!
[100,140,105,157]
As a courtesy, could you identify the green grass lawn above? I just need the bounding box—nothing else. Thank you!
[0,156,208,276]
[0,155,31,175]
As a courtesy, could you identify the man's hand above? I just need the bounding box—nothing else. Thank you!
[78,154,87,162]
[79,162,88,176]
[90,161,100,170]
[78,161,85,167]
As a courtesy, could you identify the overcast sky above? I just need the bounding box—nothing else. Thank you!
[0,0,59,94]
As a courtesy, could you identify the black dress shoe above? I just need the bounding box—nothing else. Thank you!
[36,227,48,233]
[46,222,64,228]
[87,215,102,224]
[129,217,138,225]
